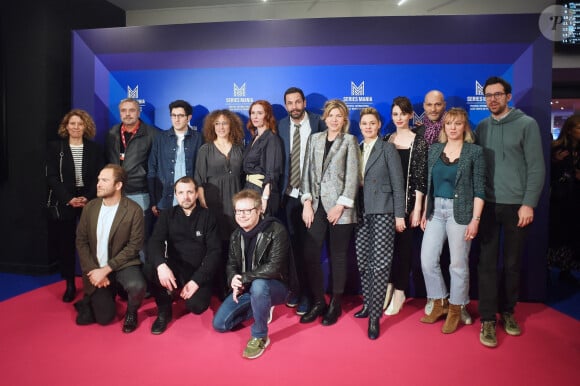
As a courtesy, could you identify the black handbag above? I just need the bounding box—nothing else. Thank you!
[45,142,64,221]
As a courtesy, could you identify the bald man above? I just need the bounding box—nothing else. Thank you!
[415,90,446,145]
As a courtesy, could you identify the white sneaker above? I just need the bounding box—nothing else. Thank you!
[267,306,274,324]
[424,299,434,315]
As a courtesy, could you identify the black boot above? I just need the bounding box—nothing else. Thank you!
[322,295,342,326]
[368,317,380,340]
[151,309,173,335]
[354,305,369,318]
[300,302,326,324]
[62,278,76,303]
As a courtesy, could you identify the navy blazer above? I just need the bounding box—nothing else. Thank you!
[360,140,406,218]
[425,142,485,225]
[277,112,326,195]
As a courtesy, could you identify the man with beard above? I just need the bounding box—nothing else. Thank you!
[75,164,147,333]
[415,90,447,145]
[277,87,326,316]
[476,76,545,348]
[145,176,221,334]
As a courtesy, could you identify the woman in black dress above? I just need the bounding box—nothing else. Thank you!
[46,109,104,302]
[242,100,284,216]
[196,109,245,241]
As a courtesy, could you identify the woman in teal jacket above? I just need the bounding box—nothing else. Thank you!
[419,108,485,334]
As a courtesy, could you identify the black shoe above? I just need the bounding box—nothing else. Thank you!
[62,280,76,303]
[75,299,96,326]
[122,311,138,333]
[368,317,380,340]
[322,296,342,326]
[151,311,172,335]
[354,305,369,318]
[300,302,326,324]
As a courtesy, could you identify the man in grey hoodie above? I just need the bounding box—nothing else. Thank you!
[475,76,545,348]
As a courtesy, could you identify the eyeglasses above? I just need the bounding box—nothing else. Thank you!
[484,92,506,100]
[170,113,187,119]
[234,207,256,216]
[214,121,229,126]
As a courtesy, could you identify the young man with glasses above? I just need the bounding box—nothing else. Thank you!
[213,189,296,359]
[147,99,203,216]
[475,76,545,348]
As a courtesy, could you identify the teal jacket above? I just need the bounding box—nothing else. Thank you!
[475,109,545,207]
[425,143,485,225]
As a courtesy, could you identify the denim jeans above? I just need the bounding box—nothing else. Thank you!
[421,198,471,305]
[213,279,288,338]
[126,193,152,262]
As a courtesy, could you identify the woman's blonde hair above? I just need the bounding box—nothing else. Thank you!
[439,107,474,143]
[322,99,350,133]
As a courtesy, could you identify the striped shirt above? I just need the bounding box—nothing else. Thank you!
[70,144,84,187]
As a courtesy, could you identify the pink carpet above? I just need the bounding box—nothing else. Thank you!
[0,278,578,386]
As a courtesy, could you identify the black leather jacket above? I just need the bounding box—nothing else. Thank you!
[105,120,160,194]
[226,218,294,289]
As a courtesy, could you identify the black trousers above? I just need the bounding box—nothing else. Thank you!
[89,265,146,325]
[478,203,528,321]
[281,195,310,299]
[47,206,82,280]
[144,260,212,315]
[390,216,413,291]
[303,205,354,303]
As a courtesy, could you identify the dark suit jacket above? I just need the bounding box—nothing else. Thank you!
[277,112,326,195]
[46,138,104,218]
[361,140,406,217]
[76,196,144,295]
[425,142,485,225]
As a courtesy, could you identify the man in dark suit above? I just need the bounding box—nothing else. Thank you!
[277,87,326,316]
[75,164,147,333]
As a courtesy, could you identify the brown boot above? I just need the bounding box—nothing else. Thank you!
[442,304,461,333]
[420,298,448,323]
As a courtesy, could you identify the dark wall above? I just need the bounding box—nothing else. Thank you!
[0,1,125,273]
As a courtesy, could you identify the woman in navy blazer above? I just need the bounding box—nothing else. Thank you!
[419,108,485,333]
[299,99,360,326]
[354,107,406,339]
[46,109,104,302]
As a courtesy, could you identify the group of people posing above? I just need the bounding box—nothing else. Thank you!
[46,76,546,359]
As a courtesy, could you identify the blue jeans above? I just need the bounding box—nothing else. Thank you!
[421,198,471,305]
[126,193,151,262]
[213,279,288,338]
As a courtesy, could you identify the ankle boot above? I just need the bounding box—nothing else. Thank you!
[368,317,380,340]
[62,279,76,303]
[322,295,342,326]
[420,298,448,323]
[442,304,461,334]
[300,301,326,324]
[354,305,369,318]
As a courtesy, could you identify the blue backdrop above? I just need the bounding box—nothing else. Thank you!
[72,14,552,301]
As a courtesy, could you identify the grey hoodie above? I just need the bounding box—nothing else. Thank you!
[475,108,545,207]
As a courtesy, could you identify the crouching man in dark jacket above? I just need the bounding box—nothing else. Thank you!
[213,189,295,360]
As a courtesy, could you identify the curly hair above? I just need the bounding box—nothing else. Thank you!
[57,109,97,139]
[202,109,245,145]
[247,100,277,137]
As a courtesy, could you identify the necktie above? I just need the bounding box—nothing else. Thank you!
[289,123,301,190]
